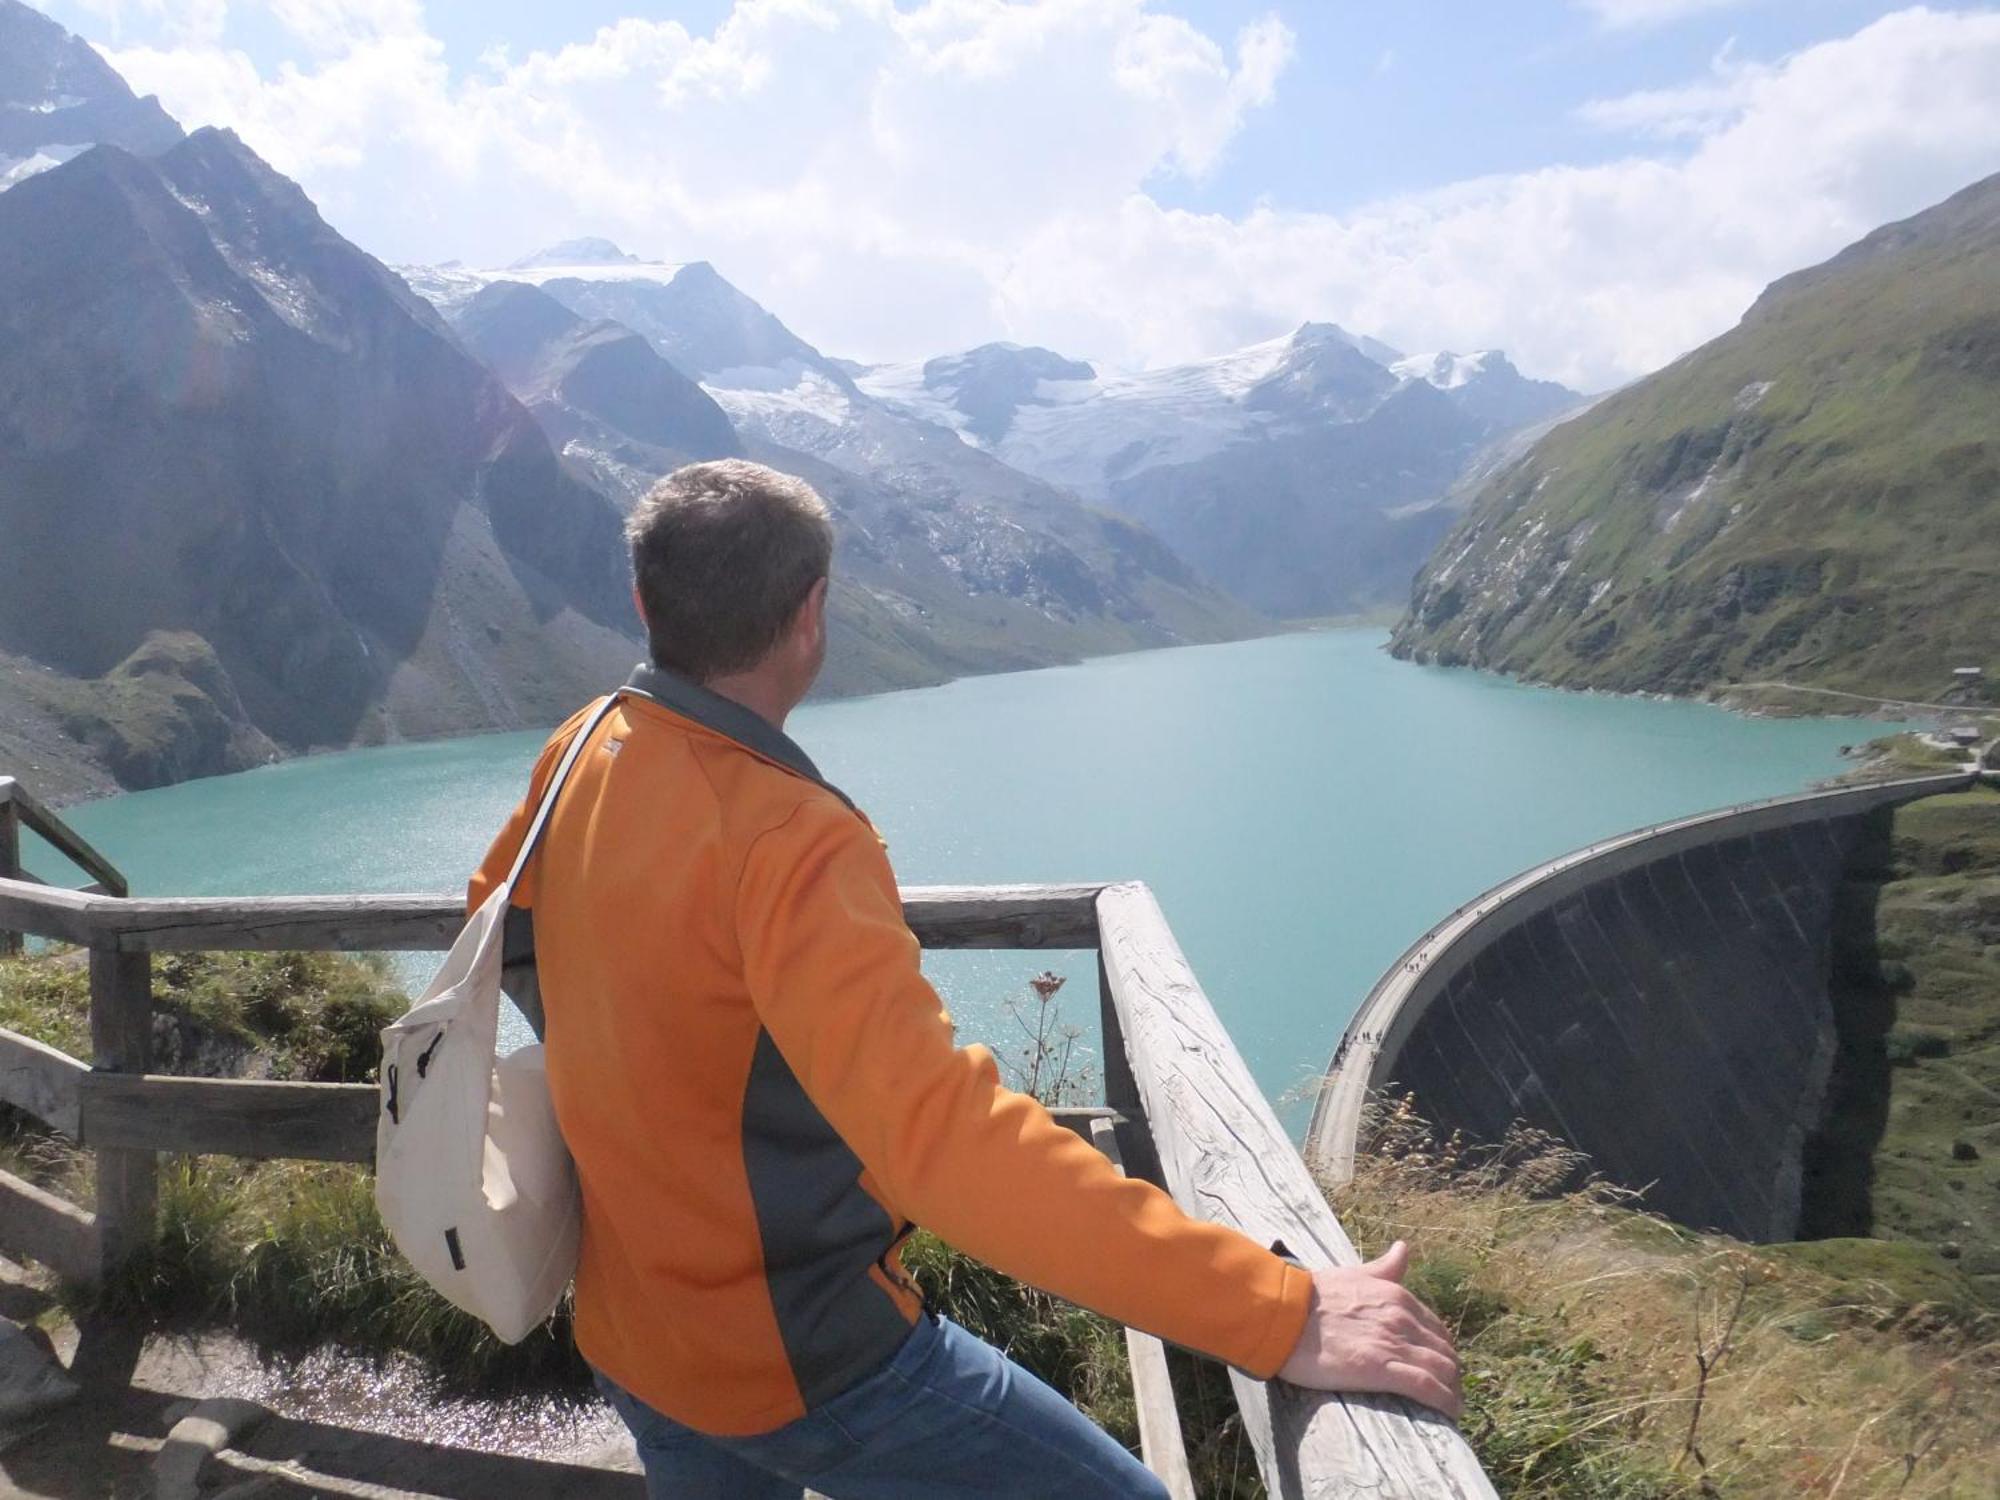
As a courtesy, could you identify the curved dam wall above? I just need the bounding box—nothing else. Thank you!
[1307,769,1980,1244]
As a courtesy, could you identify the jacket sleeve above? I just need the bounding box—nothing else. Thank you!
[736,795,1312,1379]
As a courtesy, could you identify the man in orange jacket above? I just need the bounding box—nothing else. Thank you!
[470,459,1460,1499]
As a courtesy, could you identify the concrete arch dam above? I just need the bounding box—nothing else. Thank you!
[1307,769,1982,1244]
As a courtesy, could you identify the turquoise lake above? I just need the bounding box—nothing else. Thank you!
[29,630,1896,1120]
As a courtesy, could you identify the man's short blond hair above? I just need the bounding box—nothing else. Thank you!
[626,460,833,681]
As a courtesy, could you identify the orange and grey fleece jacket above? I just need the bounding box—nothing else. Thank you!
[468,663,1311,1437]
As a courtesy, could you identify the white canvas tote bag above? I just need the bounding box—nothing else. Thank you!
[374,693,621,1344]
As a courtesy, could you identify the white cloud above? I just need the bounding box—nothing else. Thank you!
[89,3,2000,391]
[63,0,230,44]
[1574,41,1767,138]
[1573,0,1747,30]
[263,0,424,54]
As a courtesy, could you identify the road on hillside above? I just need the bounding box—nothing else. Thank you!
[1728,680,1989,716]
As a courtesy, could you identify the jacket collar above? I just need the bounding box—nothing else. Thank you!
[621,662,854,810]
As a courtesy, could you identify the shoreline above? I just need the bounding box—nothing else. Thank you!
[1386,641,1985,727]
[26,620,1323,813]
[46,618,1968,817]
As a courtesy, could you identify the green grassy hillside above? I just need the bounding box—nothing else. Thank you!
[1392,172,2000,702]
[1801,788,2000,1305]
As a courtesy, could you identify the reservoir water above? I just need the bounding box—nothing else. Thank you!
[31,630,1892,1119]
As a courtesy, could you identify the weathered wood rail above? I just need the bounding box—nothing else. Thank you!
[0,775,128,955]
[0,826,1493,1493]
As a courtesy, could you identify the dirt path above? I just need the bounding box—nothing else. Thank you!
[0,1256,643,1500]
[1725,680,1986,716]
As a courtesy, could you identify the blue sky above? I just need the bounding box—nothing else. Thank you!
[1151,1,1907,214]
[41,2,2000,386]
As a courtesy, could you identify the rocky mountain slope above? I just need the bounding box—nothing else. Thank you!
[414,251,1267,677]
[0,126,639,795]
[453,280,744,487]
[415,248,1577,622]
[447,275,1264,700]
[1392,171,2000,701]
[857,328,1580,617]
[404,247,846,411]
[0,0,181,189]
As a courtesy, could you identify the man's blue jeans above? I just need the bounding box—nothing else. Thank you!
[594,1311,1169,1499]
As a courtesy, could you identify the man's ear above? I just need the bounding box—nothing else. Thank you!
[799,577,829,644]
[631,583,649,633]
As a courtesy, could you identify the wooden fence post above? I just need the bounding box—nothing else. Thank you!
[89,947,156,1277]
[1090,1115,1198,1500]
[1098,949,1164,1188]
[1098,949,1139,1114]
[0,797,20,957]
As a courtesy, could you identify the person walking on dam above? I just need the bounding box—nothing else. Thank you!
[469,459,1463,1499]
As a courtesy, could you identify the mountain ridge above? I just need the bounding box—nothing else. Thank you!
[1389,170,2000,702]
[848,322,1580,617]
[0,127,641,794]
[405,243,1583,622]
[446,276,1268,702]
[0,0,181,188]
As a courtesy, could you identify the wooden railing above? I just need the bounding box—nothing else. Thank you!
[0,858,1493,1495]
[0,776,128,954]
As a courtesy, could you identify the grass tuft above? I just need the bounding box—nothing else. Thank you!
[0,944,403,1082]
[1336,1095,2000,1498]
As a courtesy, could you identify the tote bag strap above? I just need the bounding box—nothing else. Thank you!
[501,692,626,892]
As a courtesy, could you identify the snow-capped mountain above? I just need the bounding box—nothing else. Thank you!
[0,0,181,189]
[413,256,1265,692]
[857,326,1574,503]
[401,248,691,308]
[509,236,643,270]
[1391,349,1586,432]
[453,279,743,498]
[406,245,1581,618]
[854,326,1582,616]
[859,344,1098,446]
[402,251,842,410]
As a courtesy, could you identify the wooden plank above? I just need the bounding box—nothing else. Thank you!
[88,949,151,1074]
[0,800,19,957]
[1098,950,1141,1114]
[0,1165,98,1284]
[89,894,465,953]
[0,777,127,897]
[901,884,1103,949]
[0,877,100,946]
[1097,949,1163,1189]
[0,1026,87,1139]
[51,882,1104,954]
[1047,1105,1124,1141]
[1091,1116,1198,1500]
[1096,883,1495,1500]
[81,1075,378,1164]
[89,948,157,1277]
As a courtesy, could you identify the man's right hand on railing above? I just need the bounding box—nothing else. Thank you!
[1277,1239,1465,1419]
